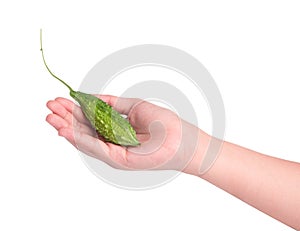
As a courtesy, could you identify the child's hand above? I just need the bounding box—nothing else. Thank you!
[46,95,203,171]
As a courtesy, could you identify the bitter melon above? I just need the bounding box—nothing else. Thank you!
[40,30,140,146]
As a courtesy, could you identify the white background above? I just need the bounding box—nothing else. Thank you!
[0,0,299,230]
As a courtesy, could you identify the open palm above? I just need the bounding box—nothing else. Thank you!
[46,95,198,171]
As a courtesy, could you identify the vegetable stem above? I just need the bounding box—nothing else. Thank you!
[40,29,75,94]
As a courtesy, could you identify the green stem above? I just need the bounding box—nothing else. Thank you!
[40,29,75,93]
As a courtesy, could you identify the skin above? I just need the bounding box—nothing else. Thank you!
[46,95,300,230]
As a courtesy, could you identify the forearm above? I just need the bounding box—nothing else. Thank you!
[184,133,300,230]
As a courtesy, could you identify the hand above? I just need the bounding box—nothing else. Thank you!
[46,95,300,229]
[46,95,203,171]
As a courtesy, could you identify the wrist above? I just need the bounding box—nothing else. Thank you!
[182,127,212,176]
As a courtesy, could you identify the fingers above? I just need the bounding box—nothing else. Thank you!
[58,126,106,158]
[46,98,96,137]
[46,113,69,130]
[46,99,73,125]
[45,96,133,169]
[59,126,109,156]
[57,127,77,147]
[55,97,90,126]
[53,95,142,119]
[99,95,142,115]
[59,126,123,169]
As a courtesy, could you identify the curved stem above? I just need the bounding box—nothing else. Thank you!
[40,29,74,93]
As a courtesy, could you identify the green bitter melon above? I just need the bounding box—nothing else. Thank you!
[40,30,140,146]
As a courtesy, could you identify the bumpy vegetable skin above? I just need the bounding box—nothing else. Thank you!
[40,30,140,146]
[71,91,140,146]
